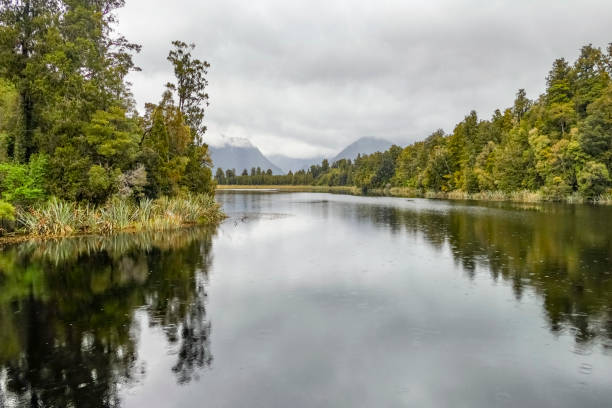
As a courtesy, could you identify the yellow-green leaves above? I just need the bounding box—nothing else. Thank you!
[0,201,15,222]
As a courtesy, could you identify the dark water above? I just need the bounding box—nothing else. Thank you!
[1,192,612,407]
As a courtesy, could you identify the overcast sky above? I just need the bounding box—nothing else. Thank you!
[117,0,612,158]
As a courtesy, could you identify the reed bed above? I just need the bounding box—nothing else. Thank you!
[388,187,612,204]
[16,194,224,237]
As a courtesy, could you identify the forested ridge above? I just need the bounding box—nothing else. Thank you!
[219,43,612,201]
[0,0,218,231]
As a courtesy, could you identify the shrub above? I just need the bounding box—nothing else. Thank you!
[542,177,572,201]
[0,200,16,235]
[88,165,118,203]
[0,154,48,205]
[577,161,610,199]
[0,200,15,221]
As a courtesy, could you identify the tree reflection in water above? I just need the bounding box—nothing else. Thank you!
[2,197,612,406]
[0,228,216,407]
[344,200,612,348]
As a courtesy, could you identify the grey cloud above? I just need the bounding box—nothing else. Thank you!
[118,0,612,158]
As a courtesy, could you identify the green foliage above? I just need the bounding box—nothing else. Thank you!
[579,83,612,162]
[141,92,214,198]
[166,41,210,140]
[0,78,23,161]
[577,161,610,198]
[87,165,116,201]
[84,107,140,167]
[572,44,610,118]
[513,89,532,122]
[0,2,215,206]
[17,194,222,236]
[0,154,48,205]
[0,0,140,163]
[0,200,15,221]
[18,197,77,235]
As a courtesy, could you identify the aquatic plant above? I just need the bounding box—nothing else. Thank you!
[18,198,77,236]
[15,194,224,237]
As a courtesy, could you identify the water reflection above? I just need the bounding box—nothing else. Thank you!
[340,199,612,348]
[2,192,612,407]
[219,192,612,351]
[0,228,215,407]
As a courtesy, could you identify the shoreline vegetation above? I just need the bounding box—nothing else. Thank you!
[217,185,358,194]
[0,194,225,245]
[0,2,223,243]
[217,185,612,204]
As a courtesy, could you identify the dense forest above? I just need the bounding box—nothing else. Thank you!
[0,0,216,227]
[218,43,612,201]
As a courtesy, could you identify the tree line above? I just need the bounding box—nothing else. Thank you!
[218,43,612,200]
[0,0,214,211]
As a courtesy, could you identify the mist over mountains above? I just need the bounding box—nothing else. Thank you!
[209,137,283,174]
[209,136,393,175]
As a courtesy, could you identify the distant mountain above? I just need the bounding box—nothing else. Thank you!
[267,154,325,173]
[265,137,394,173]
[209,136,393,177]
[209,137,283,175]
[331,137,393,163]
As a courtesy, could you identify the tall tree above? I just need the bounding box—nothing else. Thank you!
[546,58,572,105]
[0,0,140,163]
[0,0,60,161]
[141,41,214,197]
[572,44,609,118]
[166,41,210,143]
[513,88,531,122]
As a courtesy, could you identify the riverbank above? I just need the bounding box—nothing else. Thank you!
[217,185,360,194]
[217,185,612,204]
[386,188,612,204]
[0,194,225,245]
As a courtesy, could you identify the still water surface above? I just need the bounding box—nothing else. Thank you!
[1,192,612,407]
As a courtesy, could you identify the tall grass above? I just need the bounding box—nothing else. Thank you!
[593,192,612,204]
[16,194,224,237]
[18,198,77,236]
[387,187,612,205]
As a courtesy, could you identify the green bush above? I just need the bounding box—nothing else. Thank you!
[0,200,15,221]
[0,154,48,205]
[577,161,610,199]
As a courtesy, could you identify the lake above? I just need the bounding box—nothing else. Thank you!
[1,191,612,407]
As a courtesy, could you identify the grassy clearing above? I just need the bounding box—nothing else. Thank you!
[13,194,224,238]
